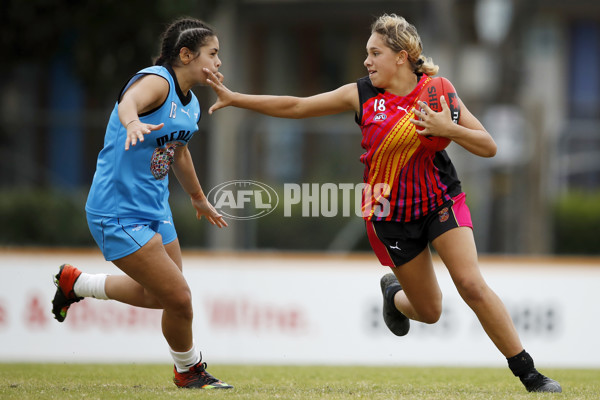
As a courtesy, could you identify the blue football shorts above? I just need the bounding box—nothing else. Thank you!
[86,212,178,261]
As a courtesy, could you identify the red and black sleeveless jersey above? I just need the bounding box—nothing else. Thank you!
[355,74,462,222]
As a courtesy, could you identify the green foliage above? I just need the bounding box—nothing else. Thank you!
[2,188,600,255]
[169,196,208,248]
[553,191,600,254]
[1,364,598,400]
[0,189,92,247]
[0,189,214,249]
[253,192,372,251]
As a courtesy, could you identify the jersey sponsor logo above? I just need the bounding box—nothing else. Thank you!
[180,108,191,118]
[156,130,192,147]
[374,113,387,121]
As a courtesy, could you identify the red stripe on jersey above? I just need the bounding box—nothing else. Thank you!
[357,75,456,222]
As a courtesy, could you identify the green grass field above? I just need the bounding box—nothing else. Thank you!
[1,363,598,399]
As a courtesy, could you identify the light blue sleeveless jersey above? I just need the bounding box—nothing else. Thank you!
[86,65,200,220]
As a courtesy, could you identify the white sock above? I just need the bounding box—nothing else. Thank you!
[170,342,201,373]
[73,273,109,300]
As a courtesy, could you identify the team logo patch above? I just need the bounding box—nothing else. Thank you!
[150,141,183,180]
[438,207,450,223]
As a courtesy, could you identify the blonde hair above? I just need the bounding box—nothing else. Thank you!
[371,14,439,76]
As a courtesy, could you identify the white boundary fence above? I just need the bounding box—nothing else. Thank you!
[1,249,599,367]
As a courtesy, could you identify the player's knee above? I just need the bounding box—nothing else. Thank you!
[456,278,487,305]
[414,289,442,323]
[165,287,194,320]
[419,304,442,324]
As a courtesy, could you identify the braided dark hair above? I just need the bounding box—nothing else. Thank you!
[154,17,216,66]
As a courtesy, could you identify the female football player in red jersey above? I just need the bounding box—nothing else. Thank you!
[204,13,561,393]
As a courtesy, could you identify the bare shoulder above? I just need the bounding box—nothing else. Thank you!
[321,83,359,113]
[128,74,169,95]
[122,74,170,111]
[337,83,359,109]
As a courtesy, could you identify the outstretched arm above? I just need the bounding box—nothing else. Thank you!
[118,75,167,150]
[204,68,359,118]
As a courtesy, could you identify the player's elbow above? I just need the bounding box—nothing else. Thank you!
[287,109,304,119]
[476,136,497,158]
[483,131,498,157]
[287,103,307,119]
[484,142,497,158]
[480,145,497,158]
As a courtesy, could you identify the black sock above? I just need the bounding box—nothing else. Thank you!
[507,350,536,377]
[384,284,402,307]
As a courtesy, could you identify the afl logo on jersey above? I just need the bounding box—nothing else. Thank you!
[374,113,387,121]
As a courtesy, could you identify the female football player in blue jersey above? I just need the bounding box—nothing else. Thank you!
[203,13,561,394]
[51,17,233,390]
